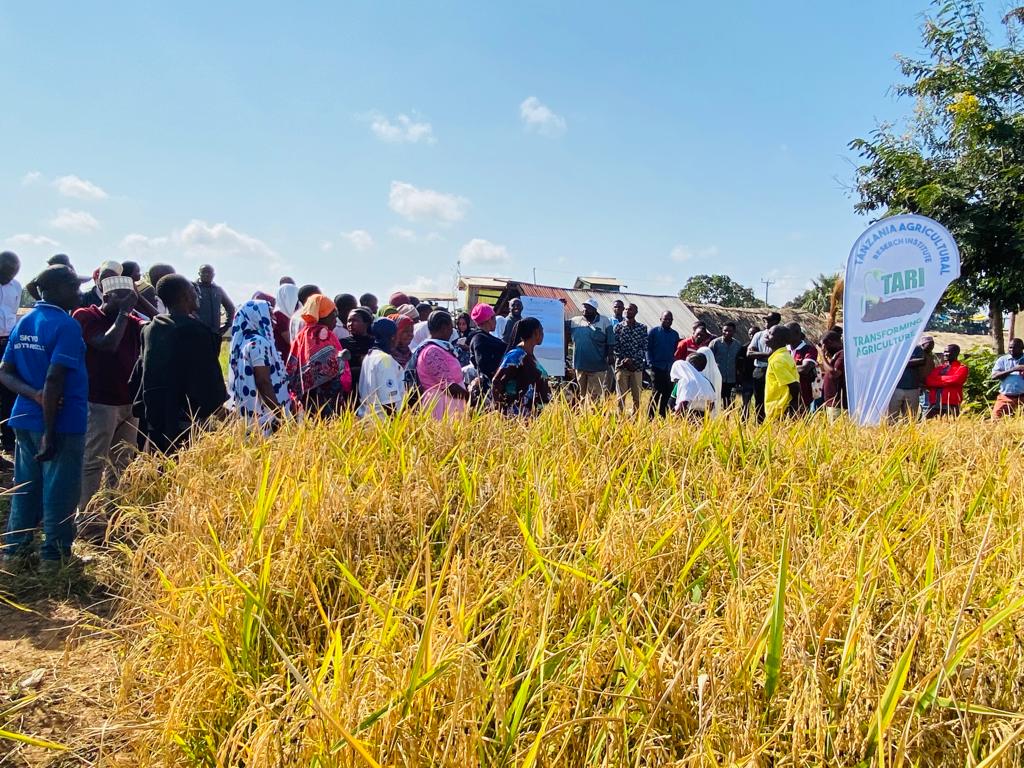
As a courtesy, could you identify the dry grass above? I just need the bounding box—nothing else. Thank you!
[95,405,1024,766]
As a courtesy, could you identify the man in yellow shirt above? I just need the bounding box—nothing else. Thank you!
[765,324,801,419]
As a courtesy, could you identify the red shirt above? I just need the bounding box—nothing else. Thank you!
[73,306,143,406]
[674,336,702,361]
[822,350,846,408]
[924,360,968,406]
[791,341,819,407]
[271,309,291,360]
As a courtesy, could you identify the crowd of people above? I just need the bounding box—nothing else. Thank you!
[0,250,1019,569]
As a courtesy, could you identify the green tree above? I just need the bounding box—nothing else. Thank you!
[850,1,1024,353]
[785,273,840,314]
[678,274,766,307]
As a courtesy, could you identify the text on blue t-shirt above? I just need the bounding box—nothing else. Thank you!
[2,303,88,434]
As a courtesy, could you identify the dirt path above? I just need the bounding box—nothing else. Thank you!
[1,561,123,767]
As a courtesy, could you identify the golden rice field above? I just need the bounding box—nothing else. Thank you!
[88,407,1024,765]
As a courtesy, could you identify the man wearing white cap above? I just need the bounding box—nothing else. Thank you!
[72,274,143,539]
[78,260,123,309]
[569,298,615,401]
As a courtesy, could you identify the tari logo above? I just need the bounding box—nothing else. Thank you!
[881,268,925,296]
[861,268,926,323]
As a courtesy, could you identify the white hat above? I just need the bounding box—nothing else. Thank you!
[582,298,599,310]
[100,275,135,294]
[98,260,123,276]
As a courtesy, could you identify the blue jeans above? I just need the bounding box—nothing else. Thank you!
[3,429,85,561]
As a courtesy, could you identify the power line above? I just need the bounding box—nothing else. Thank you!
[760,278,775,306]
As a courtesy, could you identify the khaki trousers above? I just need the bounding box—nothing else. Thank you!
[615,369,643,413]
[577,370,607,401]
[79,402,138,518]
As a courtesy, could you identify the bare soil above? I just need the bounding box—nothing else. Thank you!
[0,592,120,767]
[1,468,124,767]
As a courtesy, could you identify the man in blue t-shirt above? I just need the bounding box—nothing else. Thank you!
[0,265,88,567]
[991,336,1024,419]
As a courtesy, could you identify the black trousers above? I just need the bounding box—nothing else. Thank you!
[721,381,736,410]
[0,337,15,452]
[649,367,673,418]
[752,374,766,421]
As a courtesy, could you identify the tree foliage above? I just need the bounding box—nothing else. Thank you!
[678,274,766,307]
[850,0,1024,351]
[785,273,841,314]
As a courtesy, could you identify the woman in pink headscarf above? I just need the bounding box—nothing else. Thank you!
[414,310,468,419]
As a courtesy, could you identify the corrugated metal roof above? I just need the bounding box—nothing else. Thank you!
[566,289,701,331]
[517,283,581,316]
[507,281,701,332]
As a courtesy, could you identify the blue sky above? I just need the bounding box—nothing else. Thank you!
[0,2,1004,304]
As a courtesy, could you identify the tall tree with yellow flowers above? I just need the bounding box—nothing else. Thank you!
[850,1,1024,353]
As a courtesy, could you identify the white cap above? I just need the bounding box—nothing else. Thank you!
[100,275,135,294]
[582,298,599,310]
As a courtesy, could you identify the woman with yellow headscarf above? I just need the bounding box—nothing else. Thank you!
[285,294,352,416]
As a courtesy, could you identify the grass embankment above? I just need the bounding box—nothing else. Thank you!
[106,407,1024,766]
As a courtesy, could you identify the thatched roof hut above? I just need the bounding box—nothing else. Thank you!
[685,304,830,345]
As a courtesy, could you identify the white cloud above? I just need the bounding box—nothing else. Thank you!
[177,219,276,261]
[50,208,100,233]
[53,174,107,200]
[520,96,567,137]
[119,233,169,256]
[401,275,451,295]
[119,221,278,267]
[459,238,511,265]
[341,229,374,251]
[369,112,436,144]
[670,244,719,263]
[5,233,59,248]
[21,171,43,186]
[320,240,333,252]
[117,221,288,301]
[389,181,469,224]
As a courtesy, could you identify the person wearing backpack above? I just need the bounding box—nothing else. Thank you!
[413,311,469,419]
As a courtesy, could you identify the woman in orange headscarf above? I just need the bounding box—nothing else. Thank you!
[286,294,352,416]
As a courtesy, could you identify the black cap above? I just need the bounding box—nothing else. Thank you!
[34,265,81,292]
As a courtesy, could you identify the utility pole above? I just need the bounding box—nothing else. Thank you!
[533,267,537,284]
[761,278,775,307]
